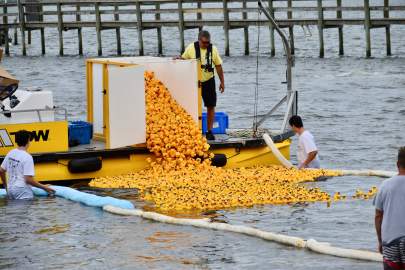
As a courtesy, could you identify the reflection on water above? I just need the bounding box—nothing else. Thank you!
[34,224,70,235]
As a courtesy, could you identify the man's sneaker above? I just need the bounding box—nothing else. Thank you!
[205,130,216,141]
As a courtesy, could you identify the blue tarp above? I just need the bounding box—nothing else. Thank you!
[0,186,134,209]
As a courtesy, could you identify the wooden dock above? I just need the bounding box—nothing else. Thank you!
[0,0,404,57]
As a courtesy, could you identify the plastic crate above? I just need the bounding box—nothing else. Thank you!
[68,121,93,146]
[202,112,229,134]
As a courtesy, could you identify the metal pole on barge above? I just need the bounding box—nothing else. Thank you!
[258,1,297,131]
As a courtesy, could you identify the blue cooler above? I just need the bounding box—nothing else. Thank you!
[202,112,229,134]
[68,121,93,146]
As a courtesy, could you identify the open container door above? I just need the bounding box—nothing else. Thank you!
[106,65,146,149]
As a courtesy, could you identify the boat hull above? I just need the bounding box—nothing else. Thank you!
[0,139,290,182]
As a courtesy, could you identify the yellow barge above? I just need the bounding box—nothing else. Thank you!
[0,57,293,182]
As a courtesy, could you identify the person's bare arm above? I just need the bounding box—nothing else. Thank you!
[0,167,7,190]
[299,151,318,169]
[375,209,383,253]
[25,176,55,195]
[215,65,225,93]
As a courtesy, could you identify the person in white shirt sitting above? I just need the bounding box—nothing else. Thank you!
[289,115,320,169]
[0,130,54,199]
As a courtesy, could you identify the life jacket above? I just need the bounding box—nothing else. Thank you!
[194,41,214,74]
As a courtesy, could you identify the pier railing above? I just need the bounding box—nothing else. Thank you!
[0,0,404,57]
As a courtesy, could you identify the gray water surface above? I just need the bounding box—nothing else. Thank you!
[1,17,405,270]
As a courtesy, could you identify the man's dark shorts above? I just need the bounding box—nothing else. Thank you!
[383,236,405,270]
[201,77,216,108]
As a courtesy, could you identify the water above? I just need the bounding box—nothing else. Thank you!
[1,12,405,269]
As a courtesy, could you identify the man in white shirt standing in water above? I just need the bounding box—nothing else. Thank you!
[289,115,320,169]
[0,130,54,199]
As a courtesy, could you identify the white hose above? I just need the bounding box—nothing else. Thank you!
[103,205,382,262]
[263,133,396,178]
[339,170,396,178]
[262,133,295,168]
[306,239,382,262]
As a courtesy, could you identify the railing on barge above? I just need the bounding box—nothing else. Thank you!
[0,0,404,57]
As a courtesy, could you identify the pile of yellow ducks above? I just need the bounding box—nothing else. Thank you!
[89,72,376,212]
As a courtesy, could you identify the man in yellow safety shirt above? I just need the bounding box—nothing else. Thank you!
[181,30,225,141]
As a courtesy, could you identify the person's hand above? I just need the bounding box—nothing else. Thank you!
[45,186,55,196]
[298,163,305,169]
[219,82,225,93]
[378,242,383,254]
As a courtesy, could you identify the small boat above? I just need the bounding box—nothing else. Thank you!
[0,3,296,182]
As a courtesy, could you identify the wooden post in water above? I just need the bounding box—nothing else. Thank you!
[268,0,275,57]
[155,3,162,55]
[27,30,31,45]
[337,0,344,55]
[17,0,27,55]
[384,0,391,56]
[39,1,45,55]
[40,28,45,55]
[76,5,83,55]
[114,3,122,55]
[287,0,294,55]
[178,0,185,53]
[242,0,249,55]
[3,5,9,55]
[135,1,144,56]
[364,0,371,58]
[95,2,102,56]
[13,20,18,46]
[223,0,230,56]
[56,2,63,56]
[317,0,324,58]
[197,0,202,32]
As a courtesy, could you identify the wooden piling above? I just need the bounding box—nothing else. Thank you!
[3,5,9,55]
[242,0,249,55]
[76,5,83,55]
[337,0,344,55]
[287,0,294,55]
[27,29,31,45]
[155,3,162,55]
[135,1,144,56]
[56,2,63,56]
[384,0,391,56]
[13,25,18,46]
[95,2,102,56]
[114,3,122,55]
[223,0,230,56]
[40,28,45,54]
[177,0,185,53]
[317,0,324,58]
[197,0,202,32]
[268,0,275,57]
[17,0,27,56]
[364,0,371,58]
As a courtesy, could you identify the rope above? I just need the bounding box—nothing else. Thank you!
[252,7,261,137]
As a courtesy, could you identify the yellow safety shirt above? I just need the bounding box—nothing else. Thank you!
[182,43,223,83]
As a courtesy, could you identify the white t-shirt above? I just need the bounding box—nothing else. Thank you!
[297,130,320,168]
[1,149,35,198]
